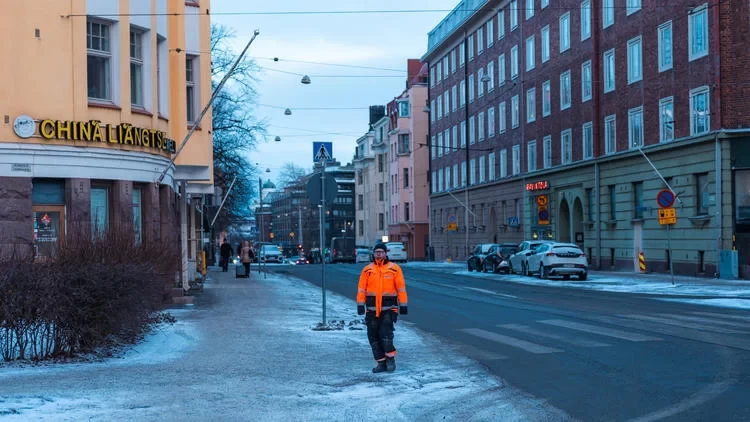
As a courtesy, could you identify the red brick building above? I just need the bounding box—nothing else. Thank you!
[424,0,750,277]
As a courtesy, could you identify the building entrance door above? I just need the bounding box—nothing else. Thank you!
[32,205,65,260]
[633,221,643,272]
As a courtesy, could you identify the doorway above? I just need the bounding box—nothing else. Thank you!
[633,221,643,272]
[32,205,65,260]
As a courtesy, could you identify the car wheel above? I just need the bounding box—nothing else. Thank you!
[468,262,473,272]
[579,272,588,281]
[522,262,528,276]
[540,265,549,279]
[508,261,514,274]
[493,264,499,274]
[538,264,544,279]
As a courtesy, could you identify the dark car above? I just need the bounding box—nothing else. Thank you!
[482,243,519,273]
[295,255,309,265]
[467,243,499,272]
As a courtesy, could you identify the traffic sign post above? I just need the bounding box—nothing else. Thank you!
[658,207,676,225]
[656,189,676,209]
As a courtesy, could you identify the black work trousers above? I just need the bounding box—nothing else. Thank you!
[220,256,229,272]
[365,310,397,361]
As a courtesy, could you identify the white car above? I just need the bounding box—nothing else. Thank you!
[355,247,371,263]
[527,242,588,280]
[509,240,551,276]
[259,244,283,264]
[385,242,407,262]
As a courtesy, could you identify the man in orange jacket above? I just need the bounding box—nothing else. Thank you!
[356,242,408,373]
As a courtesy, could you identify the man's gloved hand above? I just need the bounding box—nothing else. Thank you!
[357,305,365,315]
[399,306,408,315]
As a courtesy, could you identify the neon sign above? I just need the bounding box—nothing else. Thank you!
[525,180,549,191]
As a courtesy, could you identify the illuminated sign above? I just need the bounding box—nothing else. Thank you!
[525,180,549,191]
[17,117,175,154]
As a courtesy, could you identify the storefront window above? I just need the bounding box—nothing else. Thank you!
[91,187,109,238]
[735,170,750,232]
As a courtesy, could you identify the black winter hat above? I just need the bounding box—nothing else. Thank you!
[373,242,387,252]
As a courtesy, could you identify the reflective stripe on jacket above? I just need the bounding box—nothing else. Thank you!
[356,261,408,317]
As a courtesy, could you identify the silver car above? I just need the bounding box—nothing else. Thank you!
[385,242,407,262]
[508,240,552,276]
[259,244,283,264]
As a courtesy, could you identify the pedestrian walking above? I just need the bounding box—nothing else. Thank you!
[239,241,254,277]
[356,242,408,373]
[219,239,233,272]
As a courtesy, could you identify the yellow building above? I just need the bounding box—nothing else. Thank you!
[0,0,213,288]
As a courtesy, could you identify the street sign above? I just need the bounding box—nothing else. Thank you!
[305,172,338,205]
[448,215,456,223]
[290,231,295,238]
[656,189,676,209]
[658,207,677,225]
[313,142,333,163]
[508,216,519,226]
[447,223,457,231]
[270,232,275,239]
[536,194,549,206]
[538,206,550,225]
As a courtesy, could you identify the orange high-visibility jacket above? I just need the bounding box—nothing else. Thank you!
[356,261,408,317]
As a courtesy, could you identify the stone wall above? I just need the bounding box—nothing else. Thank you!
[0,177,33,258]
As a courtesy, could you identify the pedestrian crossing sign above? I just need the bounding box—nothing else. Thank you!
[313,142,333,163]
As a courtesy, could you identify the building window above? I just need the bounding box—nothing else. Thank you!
[378,213,385,230]
[542,80,551,117]
[452,125,458,149]
[499,101,507,133]
[479,156,486,183]
[498,10,505,39]
[437,94,443,119]
[487,19,494,47]
[91,186,109,238]
[398,100,410,117]
[542,0,549,7]
[358,171,363,185]
[470,159,476,185]
[689,5,709,60]
[437,133,443,157]
[627,0,641,15]
[487,61,495,91]
[583,122,593,159]
[430,136,436,159]
[512,145,520,175]
[430,100,436,123]
[488,152,496,180]
[511,95,520,128]
[358,194,364,210]
[453,164,459,187]
[696,173,710,215]
[581,60,592,102]
[461,161,467,186]
[468,34,474,60]
[87,20,112,101]
[560,70,571,110]
[541,25,550,62]
[186,57,197,122]
[559,12,571,53]
[659,97,675,142]
[398,134,410,154]
[526,87,536,123]
[603,49,615,93]
[511,45,519,79]
[628,106,644,149]
[586,188,594,221]
[543,135,552,168]
[133,187,142,244]
[358,220,364,236]
[561,129,572,164]
[469,116,476,144]
[581,0,591,40]
[488,106,496,137]
[690,86,710,135]
[452,85,458,111]
[431,171,436,193]
[498,54,506,85]
[658,21,673,72]
[460,80,466,107]
[451,50,457,73]
[477,28,484,55]
[460,120,467,147]
[378,183,384,201]
[469,74,475,102]
[627,36,642,84]
[130,29,144,107]
[510,0,518,30]
[527,140,537,172]
[633,182,644,219]
[460,41,466,66]
[603,0,614,28]
[478,112,485,141]
[526,35,535,71]
[526,0,534,20]
[609,185,617,220]
[605,114,616,154]
[405,202,411,221]
[478,68,485,97]
[500,149,508,178]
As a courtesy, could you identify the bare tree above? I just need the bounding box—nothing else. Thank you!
[277,162,310,188]
[210,24,265,228]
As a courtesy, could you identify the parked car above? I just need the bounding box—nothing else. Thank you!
[385,242,407,262]
[294,254,309,265]
[526,242,588,280]
[508,240,551,276]
[259,244,283,264]
[467,243,499,272]
[355,246,371,263]
[482,243,519,273]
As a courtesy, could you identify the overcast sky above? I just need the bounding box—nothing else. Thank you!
[210,0,459,185]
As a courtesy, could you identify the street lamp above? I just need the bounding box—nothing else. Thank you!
[284,108,292,116]
[274,136,281,142]
[301,75,311,84]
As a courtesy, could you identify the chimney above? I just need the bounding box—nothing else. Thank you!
[369,105,385,125]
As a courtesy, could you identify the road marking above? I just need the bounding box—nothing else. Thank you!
[464,287,518,299]
[691,311,750,323]
[459,328,563,354]
[499,323,610,347]
[661,313,750,330]
[538,319,662,342]
[619,314,747,335]
[457,344,510,361]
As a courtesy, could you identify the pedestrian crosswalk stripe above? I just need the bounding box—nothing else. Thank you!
[619,314,747,335]
[499,323,610,348]
[691,311,750,323]
[460,328,564,354]
[538,319,662,342]
[666,313,750,330]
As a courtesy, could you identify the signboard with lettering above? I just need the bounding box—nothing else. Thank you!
[658,207,677,225]
[525,180,549,191]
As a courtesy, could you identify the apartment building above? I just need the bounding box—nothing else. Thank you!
[424,0,750,277]
[355,111,392,248]
[0,0,213,286]
[386,60,430,260]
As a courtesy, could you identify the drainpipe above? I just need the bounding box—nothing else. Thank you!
[592,0,602,269]
[595,162,601,269]
[463,30,470,260]
[711,0,723,260]
[426,62,433,259]
[716,133,723,253]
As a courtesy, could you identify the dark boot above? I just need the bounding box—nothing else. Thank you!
[372,360,387,373]
[386,357,396,372]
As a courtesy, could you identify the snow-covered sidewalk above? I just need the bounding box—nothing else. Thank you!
[0,268,570,421]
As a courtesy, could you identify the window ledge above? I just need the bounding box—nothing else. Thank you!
[688,214,712,227]
[630,218,645,223]
[131,108,153,117]
[158,113,169,122]
[582,220,596,226]
[602,219,617,226]
[187,124,202,131]
[88,101,121,111]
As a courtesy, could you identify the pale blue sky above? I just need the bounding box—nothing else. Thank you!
[210,0,459,184]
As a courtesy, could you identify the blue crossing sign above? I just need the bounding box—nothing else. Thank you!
[313,142,333,163]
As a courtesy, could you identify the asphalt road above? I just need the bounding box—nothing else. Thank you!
[277,262,750,422]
